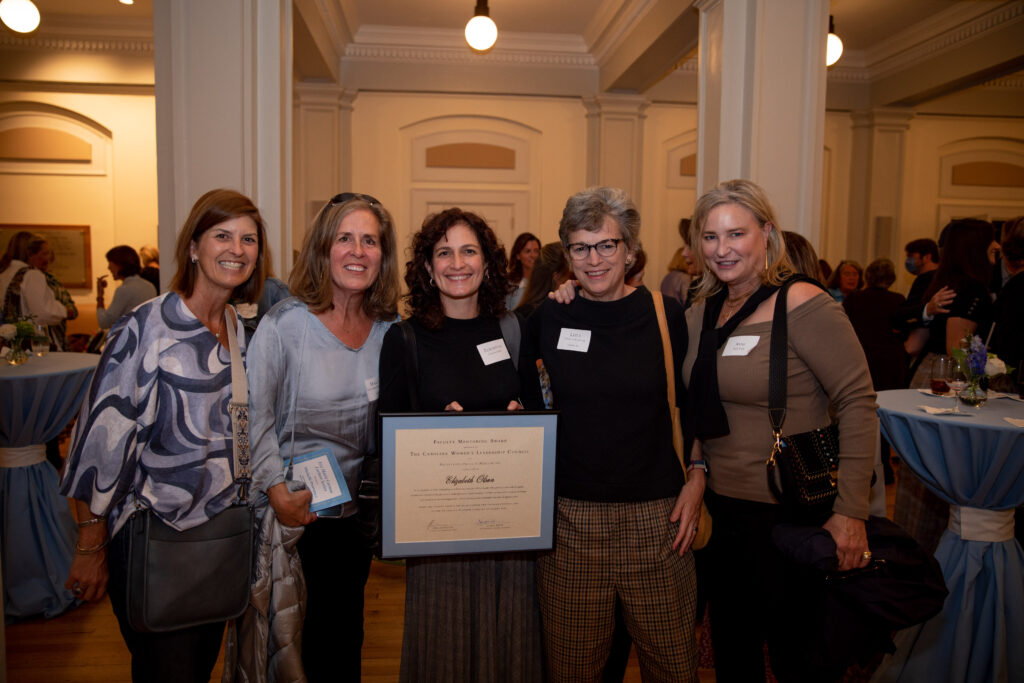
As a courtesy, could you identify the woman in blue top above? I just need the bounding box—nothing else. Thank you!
[61,189,268,683]
[248,192,401,681]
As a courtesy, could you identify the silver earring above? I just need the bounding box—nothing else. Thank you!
[429,277,435,287]
[191,256,198,264]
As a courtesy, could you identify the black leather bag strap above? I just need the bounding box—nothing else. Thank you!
[398,320,421,412]
[768,275,829,435]
[498,312,520,371]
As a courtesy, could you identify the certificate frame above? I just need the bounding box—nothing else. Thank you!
[379,411,558,558]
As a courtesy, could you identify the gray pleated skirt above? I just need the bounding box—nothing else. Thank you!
[399,552,545,682]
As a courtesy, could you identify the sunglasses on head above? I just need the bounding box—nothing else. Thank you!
[328,192,381,207]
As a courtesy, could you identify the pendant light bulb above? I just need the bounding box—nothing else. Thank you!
[826,15,843,67]
[0,0,40,33]
[465,1,497,52]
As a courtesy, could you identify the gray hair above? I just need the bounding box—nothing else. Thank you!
[558,186,640,253]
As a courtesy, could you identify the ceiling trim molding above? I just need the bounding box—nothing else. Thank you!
[864,2,1024,79]
[347,26,595,67]
[0,35,152,54]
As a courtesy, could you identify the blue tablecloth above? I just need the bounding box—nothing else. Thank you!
[0,352,98,622]
[874,389,1024,683]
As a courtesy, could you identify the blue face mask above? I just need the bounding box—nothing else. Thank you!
[905,256,920,275]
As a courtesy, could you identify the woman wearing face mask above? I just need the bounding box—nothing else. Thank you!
[520,186,702,681]
[379,208,543,682]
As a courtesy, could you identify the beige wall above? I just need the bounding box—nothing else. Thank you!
[0,89,158,306]
[822,111,1024,294]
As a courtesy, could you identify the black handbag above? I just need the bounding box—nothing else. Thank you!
[125,308,255,632]
[765,277,840,518]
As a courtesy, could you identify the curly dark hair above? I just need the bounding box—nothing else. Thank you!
[404,208,512,329]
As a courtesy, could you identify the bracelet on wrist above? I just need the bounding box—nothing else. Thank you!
[77,516,106,528]
[75,538,109,554]
[687,459,708,473]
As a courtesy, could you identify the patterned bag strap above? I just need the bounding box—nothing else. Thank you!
[1,266,31,322]
[223,306,251,504]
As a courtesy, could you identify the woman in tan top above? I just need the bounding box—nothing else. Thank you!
[681,179,877,682]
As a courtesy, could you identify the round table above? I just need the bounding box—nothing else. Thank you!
[0,352,99,622]
[874,389,1024,683]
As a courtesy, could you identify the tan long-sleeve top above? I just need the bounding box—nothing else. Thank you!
[682,293,878,520]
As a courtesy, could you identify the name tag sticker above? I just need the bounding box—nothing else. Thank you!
[722,335,760,356]
[365,377,379,401]
[477,339,511,365]
[557,328,592,352]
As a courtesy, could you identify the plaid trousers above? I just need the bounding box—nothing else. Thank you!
[537,496,698,682]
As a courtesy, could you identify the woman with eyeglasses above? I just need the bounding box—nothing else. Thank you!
[378,207,544,682]
[519,186,702,681]
[247,192,401,681]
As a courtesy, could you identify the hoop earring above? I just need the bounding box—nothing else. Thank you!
[429,277,435,287]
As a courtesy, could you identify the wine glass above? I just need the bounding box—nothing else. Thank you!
[946,356,968,414]
[929,356,951,396]
[31,324,49,357]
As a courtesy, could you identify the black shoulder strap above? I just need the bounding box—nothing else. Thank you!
[498,312,520,371]
[768,275,829,435]
[398,320,421,411]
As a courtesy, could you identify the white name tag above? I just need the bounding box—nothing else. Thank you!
[477,339,511,365]
[365,377,379,401]
[722,335,760,356]
[557,328,592,352]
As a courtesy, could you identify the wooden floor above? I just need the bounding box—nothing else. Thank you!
[6,483,898,682]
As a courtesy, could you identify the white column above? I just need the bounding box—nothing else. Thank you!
[584,94,650,202]
[845,109,915,264]
[154,0,293,281]
[695,0,828,241]
[293,84,356,260]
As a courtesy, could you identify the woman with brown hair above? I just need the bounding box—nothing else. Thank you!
[506,231,541,309]
[379,207,543,682]
[61,188,268,682]
[247,192,399,680]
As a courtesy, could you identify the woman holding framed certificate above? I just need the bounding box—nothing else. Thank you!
[247,193,401,681]
[378,207,544,682]
[519,186,703,682]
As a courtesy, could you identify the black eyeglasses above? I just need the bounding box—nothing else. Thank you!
[566,238,624,261]
[328,192,381,207]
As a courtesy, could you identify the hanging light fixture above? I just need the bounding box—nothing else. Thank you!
[826,15,843,67]
[465,0,497,52]
[0,0,40,33]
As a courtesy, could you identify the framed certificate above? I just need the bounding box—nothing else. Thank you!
[379,411,558,558]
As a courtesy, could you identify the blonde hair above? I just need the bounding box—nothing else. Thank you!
[688,179,793,303]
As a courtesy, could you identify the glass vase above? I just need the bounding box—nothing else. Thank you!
[957,380,987,408]
[7,345,29,366]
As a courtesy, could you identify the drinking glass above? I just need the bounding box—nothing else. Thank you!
[931,356,956,412]
[31,325,49,357]
[946,357,969,414]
